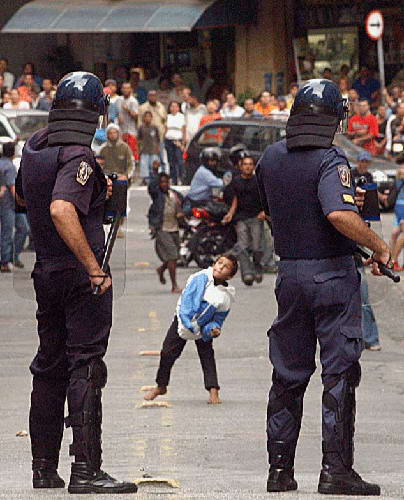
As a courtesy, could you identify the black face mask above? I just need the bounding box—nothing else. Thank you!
[286,112,340,150]
[47,108,99,148]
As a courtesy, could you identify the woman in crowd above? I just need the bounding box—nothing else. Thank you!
[165,101,186,185]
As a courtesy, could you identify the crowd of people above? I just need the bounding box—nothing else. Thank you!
[1,59,403,277]
[2,59,404,176]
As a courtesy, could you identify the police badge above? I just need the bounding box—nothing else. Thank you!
[76,161,93,185]
[337,165,351,188]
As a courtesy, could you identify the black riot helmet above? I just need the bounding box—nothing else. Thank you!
[52,71,109,115]
[287,79,349,150]
[229,143,250,167]
[200,147,222,170]
[48,72,110,147]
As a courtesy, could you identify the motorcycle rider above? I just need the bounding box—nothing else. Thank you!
[184,147,223,213]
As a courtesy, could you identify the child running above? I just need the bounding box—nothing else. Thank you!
[144,255,238,404]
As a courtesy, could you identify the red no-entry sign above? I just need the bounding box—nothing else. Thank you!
[366,10,384,41]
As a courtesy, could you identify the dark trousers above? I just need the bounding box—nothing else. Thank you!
[29,262,112,461]
[164,139,184,185]
[267,255,362,473]
[156,316,219,391]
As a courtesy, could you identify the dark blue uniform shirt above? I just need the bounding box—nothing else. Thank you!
[16,128,106,266]
[256,139,358,259]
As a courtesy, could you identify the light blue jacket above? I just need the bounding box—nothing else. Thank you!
[176,267,235,341]
[187,165,223,201]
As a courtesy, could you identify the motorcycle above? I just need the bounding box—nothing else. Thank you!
[180,200,237,269]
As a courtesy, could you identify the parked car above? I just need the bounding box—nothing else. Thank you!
[184,116,398,209]
[183,117,287,184]
[0,109,49,168]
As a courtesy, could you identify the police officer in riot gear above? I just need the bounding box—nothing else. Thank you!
[16,72,137,494]
[256,79,390,496]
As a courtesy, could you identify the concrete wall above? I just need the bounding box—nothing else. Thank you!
[235,0,290,97]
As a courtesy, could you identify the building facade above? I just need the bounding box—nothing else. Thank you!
[0,0,402,98]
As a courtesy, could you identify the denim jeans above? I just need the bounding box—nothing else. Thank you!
[14,213,29,259]
[359,267,380,346]
[0,206,15,264]
[164,139,184,185]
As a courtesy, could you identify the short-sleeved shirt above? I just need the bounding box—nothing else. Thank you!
[0,157,16,209]
[348,114,379,154]
[17,129,107,263]
[317,149,359,217]
[138,124,160,155]
[165,112,185,141]
[227,175,262,220]
[116,95,139,136]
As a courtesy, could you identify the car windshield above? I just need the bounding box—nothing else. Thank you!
[8,114,48,140]
[197,124,284,152]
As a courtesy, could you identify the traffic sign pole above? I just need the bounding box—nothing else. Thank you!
[365,10,385,105]
[377,37,386,106]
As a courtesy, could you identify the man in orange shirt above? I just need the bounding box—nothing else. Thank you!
[199,100,222,144]
[348,99,379,155]
[254,91,277,116]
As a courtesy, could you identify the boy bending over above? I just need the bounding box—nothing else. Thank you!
[145,255,237,404]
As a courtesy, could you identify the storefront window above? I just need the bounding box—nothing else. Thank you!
[307,27,358,79]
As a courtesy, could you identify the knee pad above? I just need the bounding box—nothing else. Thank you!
[268,377,309,420]
[71,359,107,389]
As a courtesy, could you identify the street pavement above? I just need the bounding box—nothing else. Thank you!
[0,187,403,499]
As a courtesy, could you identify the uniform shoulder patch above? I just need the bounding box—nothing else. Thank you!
[337,165,351,188]
[76,161,93,186]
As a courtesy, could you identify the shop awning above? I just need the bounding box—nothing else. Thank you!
[2,0,252,33]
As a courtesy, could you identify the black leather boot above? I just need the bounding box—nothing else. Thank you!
[266,441,298,492]
[66,361,137,494]
[68,462,137,494]
[267,468,297,492]
[318,469,380,496]
[32,459,65,489]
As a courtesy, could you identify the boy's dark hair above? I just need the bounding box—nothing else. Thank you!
[215,254,238,277]
[2,142,15,158]
[241,154,255,165]
[143,111,153,118]
[159,172,170,181]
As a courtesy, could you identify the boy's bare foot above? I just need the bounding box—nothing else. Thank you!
[171,286,182,294]
[144,386,167,401]
[156,266,166,285]
[208,388,221,405]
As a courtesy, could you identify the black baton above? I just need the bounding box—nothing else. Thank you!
[93,175,128,295]
[355,247,400,283]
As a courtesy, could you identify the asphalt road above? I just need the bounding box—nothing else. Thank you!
[0,187,403,499]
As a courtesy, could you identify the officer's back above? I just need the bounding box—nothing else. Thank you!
[259,139,357,260]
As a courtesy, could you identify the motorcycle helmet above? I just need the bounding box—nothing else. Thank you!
[229,143,250,166]
[199,146,222,165]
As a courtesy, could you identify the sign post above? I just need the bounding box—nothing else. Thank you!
[365,10,385,104]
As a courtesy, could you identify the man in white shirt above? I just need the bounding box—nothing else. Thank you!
[184,93,207,143]
[116,82,139,160]
[220,93,244,118]
[3,89,29,110]
[0,58,15,90]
